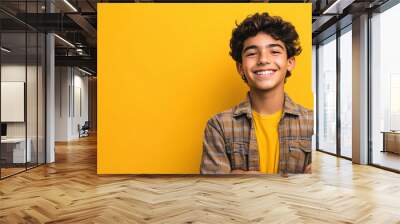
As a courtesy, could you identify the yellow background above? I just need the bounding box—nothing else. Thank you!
[98,3,312,174]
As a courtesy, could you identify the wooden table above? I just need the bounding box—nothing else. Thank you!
[1,138,32,164]
[381,131,400,154]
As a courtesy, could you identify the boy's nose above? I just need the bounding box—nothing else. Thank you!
[257,51,271,65]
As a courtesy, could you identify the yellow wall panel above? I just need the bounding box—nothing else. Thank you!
[98,3,312,174]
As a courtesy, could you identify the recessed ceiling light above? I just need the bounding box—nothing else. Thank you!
[63,0,78,12]
[77,67,93,76]
[1,47,11,53]
[322,0,355,15]
[54,34,75,48]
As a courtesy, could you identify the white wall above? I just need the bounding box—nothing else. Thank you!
[55,67,89,141]
[1,65,38,137]
[72,73,89,138]
[55,66,70,141]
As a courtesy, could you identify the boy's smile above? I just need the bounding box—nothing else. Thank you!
[237,32,295,92]
[253,68,277,79]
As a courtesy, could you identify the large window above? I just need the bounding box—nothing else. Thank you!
[316,25,353,159]
[371,3,400,171]
[339,26,352,158]
[317,35,337,154]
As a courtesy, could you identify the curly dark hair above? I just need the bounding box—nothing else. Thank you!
[229,12,302,80]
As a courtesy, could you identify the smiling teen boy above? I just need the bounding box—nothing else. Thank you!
[200,12,313,175]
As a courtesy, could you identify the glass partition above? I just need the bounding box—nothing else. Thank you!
[27,30,38,169]
[38,32,45,165]
[1,30,28,177]
[0,1,46,179]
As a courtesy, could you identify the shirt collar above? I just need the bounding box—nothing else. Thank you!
[232,91,301,119]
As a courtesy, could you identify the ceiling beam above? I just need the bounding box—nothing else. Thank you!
[55,55,96,70]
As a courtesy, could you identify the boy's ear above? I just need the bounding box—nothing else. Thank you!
[236,62,244,75]
[236,62,248,82]
[287,57,296,72]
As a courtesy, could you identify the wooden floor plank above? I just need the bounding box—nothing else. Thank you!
[0,134,400,223]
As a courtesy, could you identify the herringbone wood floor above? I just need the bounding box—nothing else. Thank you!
[1,134,400,224]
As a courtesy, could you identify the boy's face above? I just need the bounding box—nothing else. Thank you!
[236,32,295,93]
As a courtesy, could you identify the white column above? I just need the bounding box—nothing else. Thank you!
[46,32,55,163]
[45,0,55,163]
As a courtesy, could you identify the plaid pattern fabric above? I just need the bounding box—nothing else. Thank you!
[200,92,313,175]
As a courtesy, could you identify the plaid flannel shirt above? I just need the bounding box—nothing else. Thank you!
[200,92,313,175]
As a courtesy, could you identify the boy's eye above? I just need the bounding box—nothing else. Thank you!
[271,50,281,54]
[246,52,256,56]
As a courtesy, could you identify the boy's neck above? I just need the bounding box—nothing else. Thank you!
[249,87,284,115]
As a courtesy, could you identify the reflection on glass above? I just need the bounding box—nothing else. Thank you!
[0,1,46,179]
[318,36,337,154]
[38,33,46,165]
[371,3,400,171]
[27,31,38,169]
[340,28,352,158]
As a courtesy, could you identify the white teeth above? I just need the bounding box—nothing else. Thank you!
[255,70,274,75]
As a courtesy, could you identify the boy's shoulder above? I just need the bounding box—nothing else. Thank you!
[206,107,237,127]
[206,94,313,128]
[205,99,251,134]
[283,93,313,118]
[293,101,313,117]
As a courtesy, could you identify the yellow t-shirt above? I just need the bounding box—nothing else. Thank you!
[252,109,282,174]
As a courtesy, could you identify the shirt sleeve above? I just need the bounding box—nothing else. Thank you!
[200,117,231,174]
[305,109,313,170]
